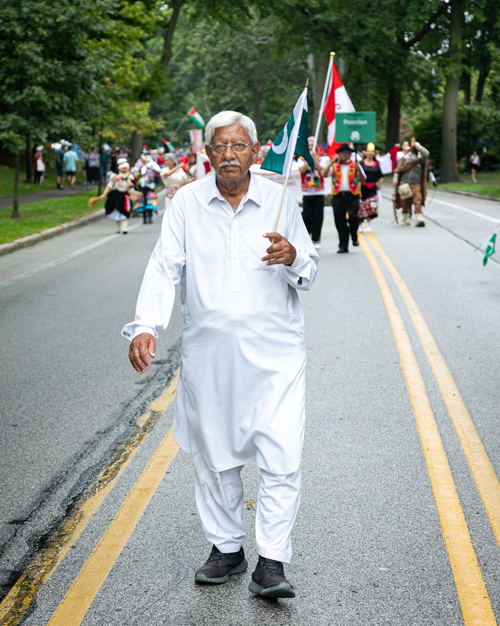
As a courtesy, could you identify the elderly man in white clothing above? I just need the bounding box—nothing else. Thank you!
[123,110,319,599]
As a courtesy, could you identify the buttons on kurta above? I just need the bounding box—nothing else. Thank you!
[230,219,240,292]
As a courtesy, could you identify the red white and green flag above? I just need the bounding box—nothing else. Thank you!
[187,107,205,129]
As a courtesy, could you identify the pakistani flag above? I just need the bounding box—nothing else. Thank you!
[187,107,205,129]
[482,225,498,265]
[261,88,314,176]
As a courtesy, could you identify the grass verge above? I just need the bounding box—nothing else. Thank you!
[439,182,500,199]
[0,191,103,244]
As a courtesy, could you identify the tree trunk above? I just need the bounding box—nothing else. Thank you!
[98,122,104,196]
[385,86,401,149]
[131,132,143,164]
[160,0,186,70]
[440,0,463,183]
[311,47,329,139]
[253,87,261,139]
[24,134,33,183]
[464,37,471,168]
[12,151,21,219]
[475,67,489,103]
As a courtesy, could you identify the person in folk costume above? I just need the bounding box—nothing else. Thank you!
[186,151,197,180]
[160,152,188,209]
[298,137,330,249]
[358,142,384,233]
[392,137,429,227]
[132,150,161,224]
[123,111,319,599]
[320,143,365,253]
[97,157,134,234]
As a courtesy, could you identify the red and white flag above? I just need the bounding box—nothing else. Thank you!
[324,63,355,157]
[376,145,400,174]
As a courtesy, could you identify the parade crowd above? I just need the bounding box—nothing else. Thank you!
[31,130,464,252]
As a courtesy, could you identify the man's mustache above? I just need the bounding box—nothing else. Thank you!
[220,160,240,168]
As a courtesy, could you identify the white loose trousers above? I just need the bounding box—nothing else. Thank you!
[193,443,301,564]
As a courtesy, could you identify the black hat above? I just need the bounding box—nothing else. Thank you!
[338,143,353,152]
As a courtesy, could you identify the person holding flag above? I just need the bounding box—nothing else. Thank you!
[320,143,365,252]
[123,103,318,599]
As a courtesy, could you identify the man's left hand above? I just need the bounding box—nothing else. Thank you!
[262,232,296,266]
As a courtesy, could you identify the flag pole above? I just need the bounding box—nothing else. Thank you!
[273,79,309,234]
[172,113,188,140]
[313,52,335,151]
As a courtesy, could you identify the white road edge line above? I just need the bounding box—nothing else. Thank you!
[0,210,164,291]
[429,197,500,223]
[382,192,499,224]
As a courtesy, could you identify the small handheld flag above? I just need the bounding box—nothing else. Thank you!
[481,225,498,265]
[261,88,313,176]
[260,83,313,232]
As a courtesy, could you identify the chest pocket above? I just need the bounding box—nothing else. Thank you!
[245,229,278,272]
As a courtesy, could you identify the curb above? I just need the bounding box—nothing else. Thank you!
[439,188,500,203]
[0,208,105,257]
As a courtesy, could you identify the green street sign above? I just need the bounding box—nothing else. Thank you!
[336,112,376,143]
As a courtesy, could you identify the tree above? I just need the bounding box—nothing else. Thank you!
[0,0,114,216]
[440,0,464,182]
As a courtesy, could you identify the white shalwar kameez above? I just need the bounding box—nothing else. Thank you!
[122,172,318,563]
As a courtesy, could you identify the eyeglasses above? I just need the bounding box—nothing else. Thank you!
[209,142,252,154]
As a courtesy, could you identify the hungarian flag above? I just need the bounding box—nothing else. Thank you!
[261,87,314,176]
[324,63,355,157]
[187,107,205,129]
[481,225,498,265]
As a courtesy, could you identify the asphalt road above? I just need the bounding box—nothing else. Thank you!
[0,185,499,625]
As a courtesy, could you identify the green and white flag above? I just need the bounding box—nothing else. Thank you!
[187,107,205,128]
[481,225,498,265]
[261,88,314,177]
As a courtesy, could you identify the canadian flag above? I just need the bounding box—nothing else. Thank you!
[324,62,355,158]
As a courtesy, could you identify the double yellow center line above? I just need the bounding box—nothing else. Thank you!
[2,233,499,626]
[359,231,499,625]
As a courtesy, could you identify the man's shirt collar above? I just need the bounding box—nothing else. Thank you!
[207,170,262,208]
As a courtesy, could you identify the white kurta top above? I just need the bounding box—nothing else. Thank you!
[122,172,319,474]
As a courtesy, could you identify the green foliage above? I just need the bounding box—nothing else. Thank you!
[149,6,311,145]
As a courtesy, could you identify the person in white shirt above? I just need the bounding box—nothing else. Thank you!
[469,151,481,183]
[33,146,46,185]
[123,110,319,599]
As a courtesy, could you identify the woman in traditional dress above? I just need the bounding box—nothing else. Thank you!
[131,150,161,224]
[160,152,188,209]
[358,142,383,233]
[98,157,134,234]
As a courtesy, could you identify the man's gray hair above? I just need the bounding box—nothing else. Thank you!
[205,111,258,145]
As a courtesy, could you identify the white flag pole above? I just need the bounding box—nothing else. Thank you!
[313,52,335,151]
[273,80,309,234]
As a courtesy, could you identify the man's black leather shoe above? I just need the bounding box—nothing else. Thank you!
[195,545,247,584]
[337,247,349,253]
[249,556,295,598]
[352,240,359,246]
